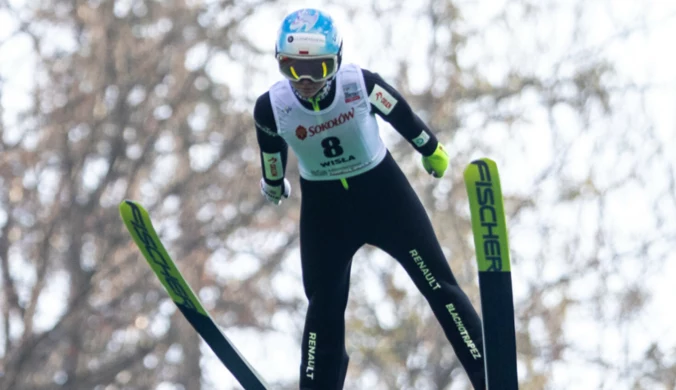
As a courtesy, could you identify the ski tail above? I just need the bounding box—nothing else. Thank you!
[119,200,269,390]
[464,158,519,390]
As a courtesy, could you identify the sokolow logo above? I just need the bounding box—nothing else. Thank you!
[296,108,355,141]
[296,125,308,140]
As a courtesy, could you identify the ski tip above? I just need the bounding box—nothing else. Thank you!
[119,199,140,209]
[464,157,497,177]
[480,157,496,165]
[468,157,497,167]
[119,200,147,221]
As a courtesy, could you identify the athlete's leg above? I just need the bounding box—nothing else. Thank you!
[376,236,486,389]
[298,179,362,390]
[358,155,487,389]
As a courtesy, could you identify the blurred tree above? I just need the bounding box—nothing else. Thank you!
[0,0,674,389]
[0,0,301,389]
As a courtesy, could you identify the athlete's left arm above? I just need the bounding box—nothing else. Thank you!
[361,68,439,157]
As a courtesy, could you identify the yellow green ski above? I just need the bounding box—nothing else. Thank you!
[120,200,269,390]
[464,158,519,390]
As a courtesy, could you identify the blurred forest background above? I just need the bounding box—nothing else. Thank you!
[1,0,675,389]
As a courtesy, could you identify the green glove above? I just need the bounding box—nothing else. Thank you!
[422,143,449,178]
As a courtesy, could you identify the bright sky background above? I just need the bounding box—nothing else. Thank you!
[1,1,675,389]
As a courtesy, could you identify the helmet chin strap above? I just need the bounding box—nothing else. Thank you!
[292,76,334,102]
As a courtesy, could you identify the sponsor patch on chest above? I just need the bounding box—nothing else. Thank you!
[343,82,361,103]
[294,108,356,140]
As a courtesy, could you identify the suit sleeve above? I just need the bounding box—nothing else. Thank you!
[253,92,289,186]
[361,68,439,156]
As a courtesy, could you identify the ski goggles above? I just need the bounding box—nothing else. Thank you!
[277,55,338,82]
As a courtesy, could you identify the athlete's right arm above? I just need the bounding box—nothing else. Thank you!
[254,92,289,185]
[254,93,291,204]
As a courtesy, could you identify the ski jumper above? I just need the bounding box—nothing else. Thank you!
[254,64,487,390]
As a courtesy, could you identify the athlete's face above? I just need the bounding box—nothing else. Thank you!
[291,79,327,99]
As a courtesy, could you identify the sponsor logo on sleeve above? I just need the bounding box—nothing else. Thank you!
[255,120,278,137]
[413,131,430,147]
[369,84,398,115]
[263,152,283,180]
